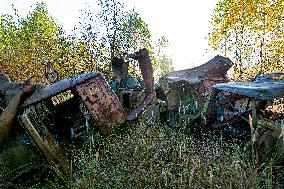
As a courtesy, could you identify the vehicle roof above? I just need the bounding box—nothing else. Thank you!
[213,73,284,100]
[23,72,101,106]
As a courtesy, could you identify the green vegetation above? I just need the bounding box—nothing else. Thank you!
[35,122,282,188]
[0,2,64,82]
[0,1,173,82]
[208,0,284,80]
[154,36,174,78]
[1,0,284,188]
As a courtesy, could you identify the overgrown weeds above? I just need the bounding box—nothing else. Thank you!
[48,122,284,188]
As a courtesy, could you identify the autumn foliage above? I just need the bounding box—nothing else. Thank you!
[209,0,284,81]
[0,1,173,83]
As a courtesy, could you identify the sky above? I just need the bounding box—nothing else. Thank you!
[0,0,219,70]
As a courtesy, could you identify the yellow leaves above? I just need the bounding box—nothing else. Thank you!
[246,0,255,14]
[209,0,284,80]
[273,74,284,81]
[53,63,59,70]
[0,2,103,82]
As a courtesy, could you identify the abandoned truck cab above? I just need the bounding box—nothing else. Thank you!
[212,73,284,162]
[156,56,284,163]
[20,72,126,139]
[157,55,233,125]
[0,71,130,173]
[0,48,155,173]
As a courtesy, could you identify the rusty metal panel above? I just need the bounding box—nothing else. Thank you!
[23,72,100,107]
[126,48,155,121]
[75,75,126,134]
[159,55,233,86]
[213,80,284,100]
[158,56,232,111]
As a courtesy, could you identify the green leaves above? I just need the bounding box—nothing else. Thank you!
[154,36,174,78]
[0,0,172,82]
[209,0,284,81]
[0,2,62,82]
[0,2,100,82]
[118,10,152,53]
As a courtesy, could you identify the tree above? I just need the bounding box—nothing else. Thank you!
[0,2,99,82]
[154,36,174,78]
[0,2,60,81]
[0,0,166,82]
[208,0,284,81]
[0,3,66,81]
[118,10,152,54]
[96,0,126,59]
[77,0,154,78]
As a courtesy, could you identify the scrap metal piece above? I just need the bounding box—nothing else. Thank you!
[23,72,100,107]
[213,77,284,100]
[111,57,129,85]
[44,62,58,83]
[160,55,232,86]
[75,74,126,134]
[159,55,233,112]
[0,73,10,84]
[211,73,284,140]
[126,48,155,121]
[130,48,154,95]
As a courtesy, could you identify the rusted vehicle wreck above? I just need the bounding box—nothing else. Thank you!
[0,48,155,177]
[212,73,284,163]
[1,49,284,185]
[159,56,284,163]
[157,55,233,125]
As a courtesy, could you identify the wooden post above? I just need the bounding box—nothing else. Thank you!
[20,112,70,174]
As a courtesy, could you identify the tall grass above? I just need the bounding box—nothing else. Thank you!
[48,121,284,188]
